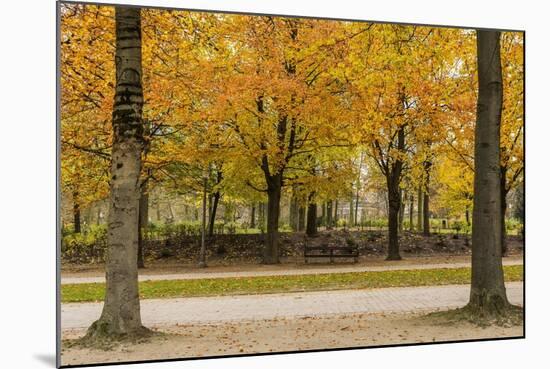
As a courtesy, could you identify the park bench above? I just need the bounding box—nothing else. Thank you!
[304,243,359,263]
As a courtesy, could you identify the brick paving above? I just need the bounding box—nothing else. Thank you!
[61,282,523,330]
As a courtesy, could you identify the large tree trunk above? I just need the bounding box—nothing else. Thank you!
[306,194,317,236]
[137,184,148,269]
[264,176,282,264]
[85,7,147,339]
[72,190,81,233]
[468,30,509,314]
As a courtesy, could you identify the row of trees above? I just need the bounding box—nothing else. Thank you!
[59,5,523,339]
[61,5,523,265]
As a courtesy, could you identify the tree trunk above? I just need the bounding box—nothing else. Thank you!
[348,195,354,227]
[500,166,508,256]
[208,191,220,237]
[199,173,207,267]
[250,205,256,228]
[326,200,333,229]
[466,208,471,226]
[333,200,339,226]
[306,194,317,236]
[417,187,423,232]
[298,206,305,231]
[207,169,222,237]
[398,190,405,233]
[73,190,81,233]
[264,177,282,264]
[387,179,401,260]
[85,7,148,339]
[468,30,509,314]
[409,194,414,231]
[423,162,431,237]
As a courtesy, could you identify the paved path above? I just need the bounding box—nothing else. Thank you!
[61,259,523,285]
[61,282,523,330]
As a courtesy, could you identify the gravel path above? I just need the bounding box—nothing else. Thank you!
[61,282,523,330]
[61,259,523,285]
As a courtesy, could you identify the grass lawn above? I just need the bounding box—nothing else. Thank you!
[61,265,523,303]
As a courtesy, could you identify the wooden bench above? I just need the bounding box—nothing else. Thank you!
[304,244,359,263]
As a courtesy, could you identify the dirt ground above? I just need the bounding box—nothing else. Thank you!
[61,311,523,366]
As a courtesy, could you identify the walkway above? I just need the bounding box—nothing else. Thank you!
[61,258,523,285]
[61,282,523,330]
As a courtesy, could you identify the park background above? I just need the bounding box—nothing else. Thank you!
[0,0,547,369]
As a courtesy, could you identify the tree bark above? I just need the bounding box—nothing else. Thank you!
[500,165,508,256]
[468,30,509,314]
[409,194,414,231]
[306,194,317,236]
[73,190,81,233]
[207,169,222,237]
[86,7,147,339]
[417,187,423,232]
[298,206,305,231]
[398,190,405,233]
[387,177,402,260]
[264,175,282,264]
[423,162,432,237]
[199,173,207,267]
[326,200,333,229]
[250,205,256,228]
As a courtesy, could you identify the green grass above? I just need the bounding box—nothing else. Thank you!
[61,265,523,303]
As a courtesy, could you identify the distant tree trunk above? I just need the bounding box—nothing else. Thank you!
[306,194,317,236]
[468,30,510,315]
[398,190,405,233]
[85,7,147,340]
[73,190,81,233]
[417,187,423,232]
[207,169,222,237]
[354,193,360,226]
[289,197,296,231]
[137,184,148,269]
[349,193,353,228]
[500,165,508,256]
[333,200,339,227]
[321,202,326,227]
[423,162,432,237]
[409,194,414,231]
[465,207,471,226]
[326,200,333,229]
[298,206,305,231]
[199,173,207,267]
[250,205,256,228]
